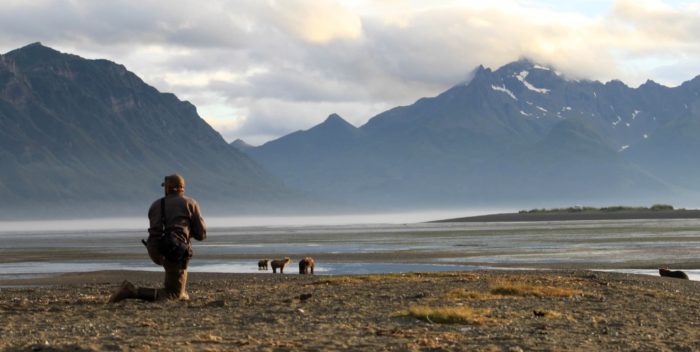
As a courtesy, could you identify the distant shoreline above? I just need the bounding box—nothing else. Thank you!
[433,209,700,222]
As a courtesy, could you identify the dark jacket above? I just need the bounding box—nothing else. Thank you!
[147,193,206,241]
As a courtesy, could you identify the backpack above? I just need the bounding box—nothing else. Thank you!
[158,198,193,263]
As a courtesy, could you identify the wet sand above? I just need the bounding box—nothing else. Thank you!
[1,269,699,351]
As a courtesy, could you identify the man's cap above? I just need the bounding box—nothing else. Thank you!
[161,174,185,188]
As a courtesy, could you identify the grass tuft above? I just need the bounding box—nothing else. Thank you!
[445,288,496,300]
[315,272,472,286]
[533,309,564,319]
[314,274,401,285]
[489,280,579,297]
[398,305,491,325]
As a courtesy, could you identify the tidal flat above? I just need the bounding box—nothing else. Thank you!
[1,218,699,277]
[1,218,699,350]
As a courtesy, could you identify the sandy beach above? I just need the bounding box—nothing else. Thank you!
[1,269,699,351]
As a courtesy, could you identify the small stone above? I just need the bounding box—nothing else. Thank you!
[205,300,227,308]
[299,293,313,301]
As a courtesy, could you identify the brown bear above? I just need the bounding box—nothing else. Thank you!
[299,257,315,275]
[270,257,291,273]
[258,259,269,271]
[659,267,689,280]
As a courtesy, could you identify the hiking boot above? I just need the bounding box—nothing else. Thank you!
[136,287,158,302]
[163,269,188,301]
[108,280,137,303]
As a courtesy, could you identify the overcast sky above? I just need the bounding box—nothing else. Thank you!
[1,0,699,145]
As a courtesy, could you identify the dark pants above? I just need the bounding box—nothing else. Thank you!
[146,237,189,300]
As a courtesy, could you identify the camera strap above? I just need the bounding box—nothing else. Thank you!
[160,197,166,235]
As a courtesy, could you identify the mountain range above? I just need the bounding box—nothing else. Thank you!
[4,42,700,218]
[0,43,300,218]
[245,60,700,207]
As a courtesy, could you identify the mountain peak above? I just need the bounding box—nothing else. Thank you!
[5,42,71,68]
[516,57,536,65]
[459,65,490,86]
[498,58,557,73]
[498,58,536,72]
[318,113,356,129]
[605,79,630,89]
[231,138,254,151]
[23,42,46,49]
[6,42,61,57]
[325,113,344,122]
[639,79,664,89]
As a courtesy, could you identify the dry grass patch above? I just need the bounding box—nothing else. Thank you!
[314,274,409,285]
[443,281,580,301]
[397,305,492,325]
[315,272,472,286]
[626,286,677,299]
[375,272,475,281]
[313,275,389,285]
[532,309,566,319]
[313,276,361,285]
[489,280,580,298]
[409,272,478,279]
[445,288,499,300]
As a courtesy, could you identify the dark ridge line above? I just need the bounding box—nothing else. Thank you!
[432,209,700,223]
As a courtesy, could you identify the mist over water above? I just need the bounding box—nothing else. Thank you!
[207,208,507,227]
[0,208,507,232]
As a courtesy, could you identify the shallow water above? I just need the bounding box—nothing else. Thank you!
[0,260,484,279]
[2,260,698,281]
[1,218,699,279]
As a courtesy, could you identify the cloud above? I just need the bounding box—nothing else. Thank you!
[266,0,363,44]
[611,0,700,52]
[200,114,244,140]
[1,0,700,144]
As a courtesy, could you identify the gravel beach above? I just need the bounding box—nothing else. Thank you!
[1,269,698,351]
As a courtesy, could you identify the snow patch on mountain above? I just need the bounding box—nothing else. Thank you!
[516,70,550,94]
[491,84,517,100]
